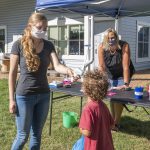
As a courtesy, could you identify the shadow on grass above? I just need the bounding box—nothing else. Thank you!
[120,116,150,140]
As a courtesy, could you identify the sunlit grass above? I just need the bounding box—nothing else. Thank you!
[0,79,150,150]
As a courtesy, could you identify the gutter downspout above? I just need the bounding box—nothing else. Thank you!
[81,15,94,75]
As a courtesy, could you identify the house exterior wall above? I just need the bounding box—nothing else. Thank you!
[118,17,150,70]
[0,0,150,71]
[94,20,115,34]
[0,0,36,53]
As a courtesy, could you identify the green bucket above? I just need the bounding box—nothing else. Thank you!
[62,112,78,128]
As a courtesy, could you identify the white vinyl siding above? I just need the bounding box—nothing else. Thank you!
[0,0,36,53]
[118,17,150,70]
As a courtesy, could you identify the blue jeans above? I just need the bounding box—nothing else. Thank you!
[11,93,50,150]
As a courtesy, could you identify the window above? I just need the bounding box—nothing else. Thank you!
[48,25,84,56]
[0,28,5,53]
[48,26,67,56]
[137,23,150,61]
[69,25,84,55]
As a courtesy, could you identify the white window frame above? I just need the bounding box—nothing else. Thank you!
[48,24,84,60]
[0,25,7,53]
[48,17,84,60]
[136,21,150,62]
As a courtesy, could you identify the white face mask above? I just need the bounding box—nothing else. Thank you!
[31,26,46,39]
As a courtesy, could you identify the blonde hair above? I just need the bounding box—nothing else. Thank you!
[21,12,47,72]
[82,69,109,101]
[102,28,120,50]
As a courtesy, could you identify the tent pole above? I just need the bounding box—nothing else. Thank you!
[115,18,119,33]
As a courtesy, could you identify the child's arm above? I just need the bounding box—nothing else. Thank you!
[80,128,91,137]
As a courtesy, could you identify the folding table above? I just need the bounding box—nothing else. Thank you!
[49,82,150,135]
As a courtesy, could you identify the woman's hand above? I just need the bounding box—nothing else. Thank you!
[67,68,76,77]
[67,68,81,82]
[112,85,131,90]
[111,86,124,90]
[9,100,16,114]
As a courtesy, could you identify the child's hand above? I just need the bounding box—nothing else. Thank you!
[80,128,91,137]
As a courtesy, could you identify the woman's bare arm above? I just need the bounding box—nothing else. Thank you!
[98,44,106,72]
[122,43,130,86]
[50,52,76,77]
[9,54,19,113]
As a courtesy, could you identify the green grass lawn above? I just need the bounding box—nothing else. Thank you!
[0,79,150,150]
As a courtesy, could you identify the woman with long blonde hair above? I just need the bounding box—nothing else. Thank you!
[9,12,76,149]
[98,28,135,131]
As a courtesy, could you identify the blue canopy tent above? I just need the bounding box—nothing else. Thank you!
[35,0,150,73]
[36,0,150,18]
[35,0,150,32]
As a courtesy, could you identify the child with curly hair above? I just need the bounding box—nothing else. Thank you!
[79,69,115,150]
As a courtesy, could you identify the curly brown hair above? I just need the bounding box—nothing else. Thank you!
[82,69,109,101]
[21,12,47,72]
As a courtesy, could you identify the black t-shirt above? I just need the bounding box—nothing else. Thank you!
[103,40,126,80]
[11,39,56,95]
